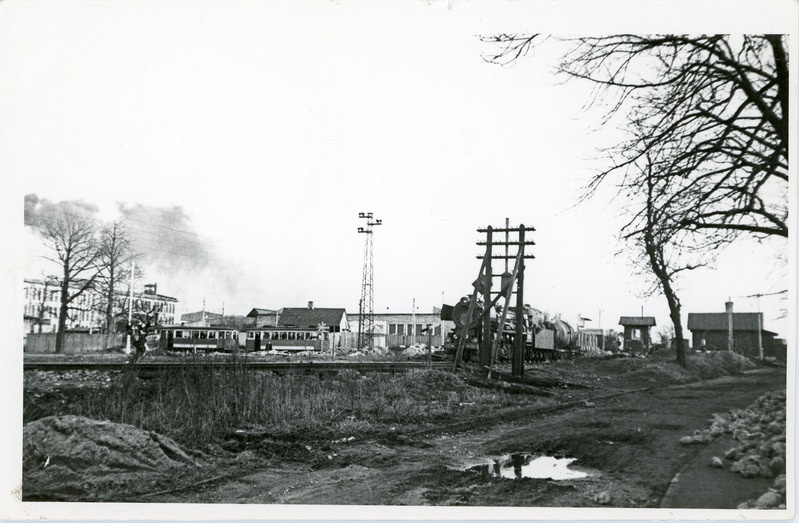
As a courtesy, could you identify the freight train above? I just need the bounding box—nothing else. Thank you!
[443,297,601,362]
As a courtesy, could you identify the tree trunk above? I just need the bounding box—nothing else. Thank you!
[56,274,69,353]
[644,239,687,367]
[668,296,687,367]
[105,272,115,334]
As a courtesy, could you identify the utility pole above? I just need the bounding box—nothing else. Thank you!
[412,297,416,338]
[475,221,536,377]
[125,260,135,355]
[357,212,382,350]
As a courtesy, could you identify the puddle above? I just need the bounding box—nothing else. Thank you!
[459,454,596,480]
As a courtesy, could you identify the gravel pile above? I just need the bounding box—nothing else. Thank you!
[680,390,786,509]
[24,369,118,393]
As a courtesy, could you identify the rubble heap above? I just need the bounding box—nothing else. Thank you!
[680,390,787,509]
[23,415,201,500]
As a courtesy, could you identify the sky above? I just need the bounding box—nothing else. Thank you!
[3,0,796,340]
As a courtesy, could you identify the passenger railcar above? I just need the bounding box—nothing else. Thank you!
[158,326,241,352]
[245,327,323,352]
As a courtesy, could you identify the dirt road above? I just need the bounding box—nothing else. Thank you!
[149,367,785,508]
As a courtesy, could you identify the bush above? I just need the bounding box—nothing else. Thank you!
[687,351,755,379]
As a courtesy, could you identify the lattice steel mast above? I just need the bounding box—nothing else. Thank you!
[357,212,382,350]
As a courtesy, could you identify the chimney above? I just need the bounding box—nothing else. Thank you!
[308,301,314,310]
[726,300,734,351]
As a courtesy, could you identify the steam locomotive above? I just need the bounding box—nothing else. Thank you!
[443,297,599,362]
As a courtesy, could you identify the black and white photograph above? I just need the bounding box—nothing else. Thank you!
[1,0,795,520]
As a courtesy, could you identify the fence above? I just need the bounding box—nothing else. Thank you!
[25,333,124,354]
[337,332,445,350]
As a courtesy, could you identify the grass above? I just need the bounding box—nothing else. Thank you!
[24,365,522,448]
[23,349,760,449]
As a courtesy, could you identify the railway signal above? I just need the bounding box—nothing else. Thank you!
[357,212,382,351]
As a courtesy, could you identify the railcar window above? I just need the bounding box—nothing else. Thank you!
[199,331,207,339]
[280,332,288,340]
[191,330,200,339]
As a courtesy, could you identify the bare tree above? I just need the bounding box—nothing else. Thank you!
[38,204,100,352]
[482,34,789,242]
[94,221,136,335]
[481,34,789,364]
[622,153,711,366]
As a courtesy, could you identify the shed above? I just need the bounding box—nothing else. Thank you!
[618,316,656,352]
[245,308,280,328]
[687,311,777,357]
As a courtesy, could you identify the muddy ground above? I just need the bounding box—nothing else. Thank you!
[22,353,787,509]
[144,368,785,508]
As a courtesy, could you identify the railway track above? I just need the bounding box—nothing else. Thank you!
[23,359,451,375]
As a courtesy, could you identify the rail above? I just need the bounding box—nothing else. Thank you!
[23,360,451,374]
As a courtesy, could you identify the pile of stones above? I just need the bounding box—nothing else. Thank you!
[680,390,786,509]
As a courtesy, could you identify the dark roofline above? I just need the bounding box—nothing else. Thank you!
[246,308,280,318]
[618,316,657,326]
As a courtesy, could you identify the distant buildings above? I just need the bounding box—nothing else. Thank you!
[180,310,224,327]
[687,301,780,359]
[244,302,350,347]
[23,277,177,333]
[245,308,280,328]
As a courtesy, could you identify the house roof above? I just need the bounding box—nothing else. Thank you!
[687,312,775,334]
[277,308,347,328]
[619,316,657,327]
[246,308,279,318]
